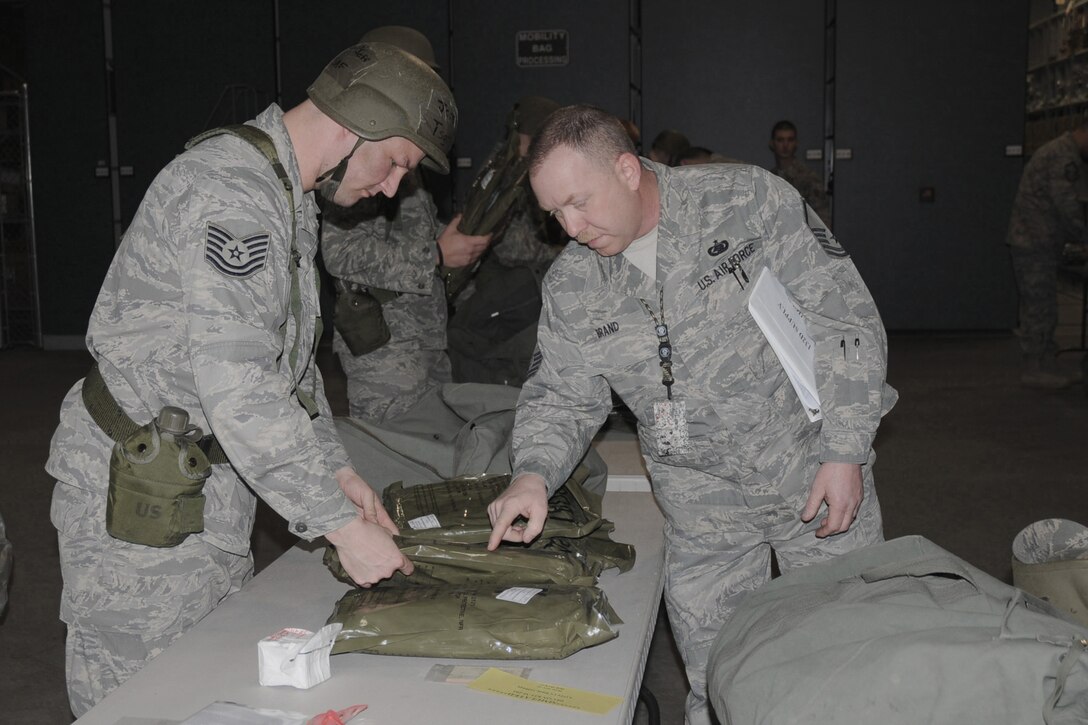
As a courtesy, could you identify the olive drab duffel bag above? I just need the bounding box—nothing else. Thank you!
[707,536,1088,725]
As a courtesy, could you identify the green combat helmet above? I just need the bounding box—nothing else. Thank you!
[511,95,561,139]
[361,25,441,70]
[308,41,457,174]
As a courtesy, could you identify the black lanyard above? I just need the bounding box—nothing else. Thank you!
[639,286,675,400]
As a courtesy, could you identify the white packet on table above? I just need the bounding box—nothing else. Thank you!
[258,623,342,689]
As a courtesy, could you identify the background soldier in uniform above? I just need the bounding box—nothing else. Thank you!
[321,26,492,422]
[488,106,895,725]
[1006,121,1088,389]
[648,128,691,166]
[447,95,566,386]
[769,119,832,229]
[475,96,565,273]
[45,41,456,715]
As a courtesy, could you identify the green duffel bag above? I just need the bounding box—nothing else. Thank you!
[328,583,621,659]
[707,536,1088,725]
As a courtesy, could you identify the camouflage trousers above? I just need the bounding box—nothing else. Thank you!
[1010,243,1062,363]
[650,452,884,725]
[332,328,452,424]
[51,482,252,717]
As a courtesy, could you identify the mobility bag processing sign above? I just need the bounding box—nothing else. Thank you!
[516,29,569,67]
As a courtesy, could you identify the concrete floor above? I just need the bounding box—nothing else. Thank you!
[2,281,1087,724]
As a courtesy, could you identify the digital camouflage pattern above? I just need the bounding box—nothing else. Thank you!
[321,173,451,421]
[447,191,563,387]
[1012,518,1088,626]
[51,484,252,715]
[451,181,562,306]
[513,160,894,725]
[1007,132,1088,252]
[490,191,564,271]
[1013,518,1088,564]
[322,172,442,294]
[1006,132,1088,363]
[1010,245,1063,362]
[45,104,356,715]
[773,157,832,230]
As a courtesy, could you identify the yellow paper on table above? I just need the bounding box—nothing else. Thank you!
[467,667,622,715]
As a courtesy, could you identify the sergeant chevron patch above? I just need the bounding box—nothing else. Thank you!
[526,348,543,379]
[204,223,270,278]
[811,226,849,259]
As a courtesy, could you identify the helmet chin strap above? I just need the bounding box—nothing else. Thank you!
[315,137,365,204]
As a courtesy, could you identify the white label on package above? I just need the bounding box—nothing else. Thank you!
[496,587,543,605]
[408,514,441,530]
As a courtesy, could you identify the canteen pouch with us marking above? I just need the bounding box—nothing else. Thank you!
[106,407,211,547]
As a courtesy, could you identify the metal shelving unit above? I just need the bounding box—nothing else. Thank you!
[1025,0,1088,153]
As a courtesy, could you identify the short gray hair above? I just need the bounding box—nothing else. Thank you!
[527,105,636,175]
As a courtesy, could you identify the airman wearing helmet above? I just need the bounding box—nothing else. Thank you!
[446,95,565,388]
[46,37,459,716]
[319,28,491,424]
[305,40,457,206]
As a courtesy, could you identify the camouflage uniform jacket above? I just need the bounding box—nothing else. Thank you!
[773,158,831,229]
[46,104,356,555]
[321,175,446,347]
[473,141,562,273]
[491,192,563,273]
[1007,132,1088,251]
[513,161,896,499]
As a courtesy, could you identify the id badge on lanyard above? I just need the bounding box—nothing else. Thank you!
[653,398,692,456]
[640,287,692,456]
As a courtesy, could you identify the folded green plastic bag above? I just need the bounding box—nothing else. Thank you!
[384,470,604,545]
[328,584,621,659]
[532,523,636,575]
[324,472,634,586]
[324,539,602,588]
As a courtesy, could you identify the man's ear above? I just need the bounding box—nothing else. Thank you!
[615,152,642,190]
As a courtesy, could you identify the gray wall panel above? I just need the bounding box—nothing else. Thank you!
[277,1,450,110]
[111,0,274,224]
[641,0,825,168]
[25,2,1029,335]
[836,0,1025,329]
[27,0,114,336]
[449,0,630,207]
